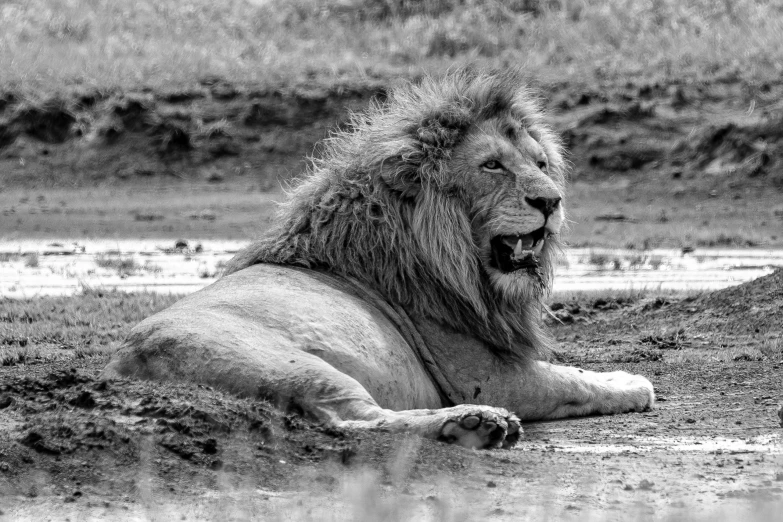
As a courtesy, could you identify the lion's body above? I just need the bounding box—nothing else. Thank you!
[105,69,654,449]
[109,265,442,412]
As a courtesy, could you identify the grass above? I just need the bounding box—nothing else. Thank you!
[0,290,180,366]
[95,253,139,276]
[548,286,699,306]
[1,0,782,91]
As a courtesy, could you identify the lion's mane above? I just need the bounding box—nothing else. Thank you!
[225,68,567,361]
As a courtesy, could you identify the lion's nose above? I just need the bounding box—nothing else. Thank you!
[525,196,561,218]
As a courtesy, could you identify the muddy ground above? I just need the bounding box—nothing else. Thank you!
[0,270,781,521]
[1,73,783,520]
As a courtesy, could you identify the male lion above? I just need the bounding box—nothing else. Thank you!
[104,69,654,449]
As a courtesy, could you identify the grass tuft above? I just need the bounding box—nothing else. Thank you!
[95,253,139,276]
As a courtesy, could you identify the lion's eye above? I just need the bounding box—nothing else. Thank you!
[482,160,504,171]
[537,160,548,171]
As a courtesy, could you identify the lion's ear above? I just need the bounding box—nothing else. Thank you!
[415,106,472,152]
[377,105,471,194]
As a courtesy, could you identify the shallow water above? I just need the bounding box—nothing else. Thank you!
[520,434,782,455]
[1,239,782,298]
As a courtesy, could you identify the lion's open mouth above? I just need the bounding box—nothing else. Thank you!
[490,227,546,274]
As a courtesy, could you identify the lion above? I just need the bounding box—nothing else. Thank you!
[103,68,654,449]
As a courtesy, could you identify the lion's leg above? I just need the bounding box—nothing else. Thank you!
[242,355,523,450]
[511,361,655,420]
[104,318,521,450]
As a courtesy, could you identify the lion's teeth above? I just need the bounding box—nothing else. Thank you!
[514,239,523,257]
[533,240,544,255]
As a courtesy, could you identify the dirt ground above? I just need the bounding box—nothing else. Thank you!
[1,72,783,520]
[0,270,781,521]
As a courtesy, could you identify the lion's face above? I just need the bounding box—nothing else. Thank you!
[446,117,565,296]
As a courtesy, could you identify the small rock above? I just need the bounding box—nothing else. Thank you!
[639,479,654,490]
[553,309,574,323]
[486,480,497,488]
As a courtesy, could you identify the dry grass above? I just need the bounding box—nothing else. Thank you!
[1,0,782,91]
[549,285,699,306]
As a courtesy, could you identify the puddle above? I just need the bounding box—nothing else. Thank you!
[556,247,783,292]
[1,240,783,298]
[521,434,782,455]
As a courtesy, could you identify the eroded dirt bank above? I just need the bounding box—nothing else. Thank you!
[0,78,384,190]
[1,74,782,193]
[1,271,781,520]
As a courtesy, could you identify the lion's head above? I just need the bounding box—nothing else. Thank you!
[226,68,567,360]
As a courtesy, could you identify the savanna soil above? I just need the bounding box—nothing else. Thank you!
[1,74,783,248]
[1,271,781,521]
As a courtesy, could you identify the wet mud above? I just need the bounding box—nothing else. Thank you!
[1,271,781,520]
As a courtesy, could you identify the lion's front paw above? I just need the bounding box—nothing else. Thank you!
[439,408,521,450]
[602,371,655,413]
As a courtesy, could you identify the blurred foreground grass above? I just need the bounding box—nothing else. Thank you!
[2,0,782,91]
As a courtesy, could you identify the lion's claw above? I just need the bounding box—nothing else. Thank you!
[440,408,522,450]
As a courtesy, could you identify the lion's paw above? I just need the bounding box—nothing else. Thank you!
[439,408,521,450]
[601,371,655,412]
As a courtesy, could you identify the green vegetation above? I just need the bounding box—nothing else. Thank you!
[2,0,782,90]
[0,290,180,365]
